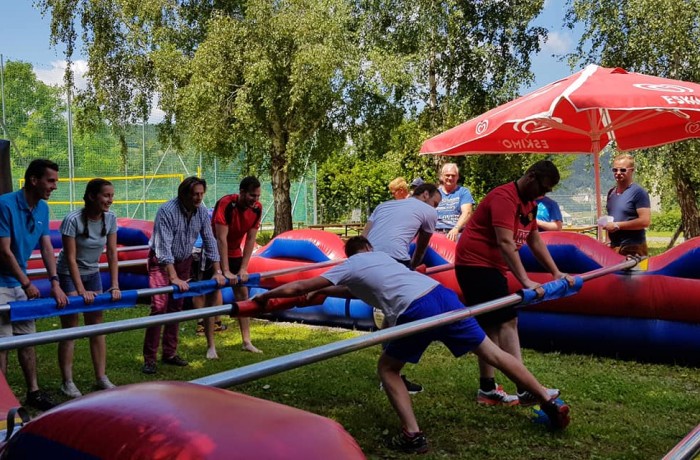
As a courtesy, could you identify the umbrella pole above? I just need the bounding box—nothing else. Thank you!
[592,141,604,241]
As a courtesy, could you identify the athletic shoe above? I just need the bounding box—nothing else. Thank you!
[60,380,82,398]
[142,361,157,374]
[518,388,560,407]
[541,397,571,430]
[25,390,58,411]
[401,375,424,394]
[388,430,429,454]
[379,375,424,395]
[476,384,519,406]
[162,354,188,367]
[95,376,116,390]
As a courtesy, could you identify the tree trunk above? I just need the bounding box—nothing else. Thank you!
[270,134,293,236]
[672,164,700,239]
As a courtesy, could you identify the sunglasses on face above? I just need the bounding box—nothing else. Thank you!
[612,168,633,173]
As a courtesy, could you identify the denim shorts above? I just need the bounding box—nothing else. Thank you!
[58,272,103,295]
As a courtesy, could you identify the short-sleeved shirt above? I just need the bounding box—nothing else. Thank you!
[150,198,220,265]
[536,197,562,224]
[0,190,50,287]
[456,182,537,275]
[56,210,118,275]
[322,251,439,327]
[436,186,474,231]
[606,183,650,247]
[366,197,437,261]
[211,194,262,258]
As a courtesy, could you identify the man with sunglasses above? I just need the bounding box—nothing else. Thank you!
[454,160,572,407]
[0,159,68,411]
[603,154,651,256]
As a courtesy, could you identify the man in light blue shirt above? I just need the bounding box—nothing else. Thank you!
[0,159,67,411]
[435,163,474,242]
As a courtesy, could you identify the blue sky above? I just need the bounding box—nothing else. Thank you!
[0,0,582,95]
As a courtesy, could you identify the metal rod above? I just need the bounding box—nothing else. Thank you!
[192,294,522,387]
[191,258,638,388]
[29,245,150,261]
[0,304,233,351]
[663,423,700,460]
[4,260,343,312]
[27,259,147,276]
[0,258,638,356]
[252,259,342,279]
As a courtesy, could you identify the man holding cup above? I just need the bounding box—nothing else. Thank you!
[603,154,651,257]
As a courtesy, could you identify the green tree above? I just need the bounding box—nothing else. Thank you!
[1,60,67,165]
[40,0,357,234]
[351,0,549,192]
[565,0,700,237]
[177,0,357,234]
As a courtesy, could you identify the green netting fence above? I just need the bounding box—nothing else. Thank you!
[1,58,315,226]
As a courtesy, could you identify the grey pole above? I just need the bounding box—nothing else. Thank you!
[0,304,233,351]
[29,244,150,261]
[24,259,147,278]
[191,258,638,388]
[663,423,700,460]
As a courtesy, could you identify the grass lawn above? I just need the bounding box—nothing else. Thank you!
[4,306,700,459]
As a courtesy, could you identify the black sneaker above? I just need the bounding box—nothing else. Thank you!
[162,355,188,367]
[142,361,157,374]
[401,375,424,395]
[379,375,424,395]
[388,429,429,454]
[25,390,57,411]
[541,397,571,430]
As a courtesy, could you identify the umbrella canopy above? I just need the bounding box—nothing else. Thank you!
[420,64,700,219]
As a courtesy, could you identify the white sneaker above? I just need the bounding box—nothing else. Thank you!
[95,376,116,390]
[60,380,83,398]
[476,384,518,406]
[517,388,560,407]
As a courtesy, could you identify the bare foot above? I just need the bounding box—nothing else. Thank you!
[242,343,263,353]
[206,348,219,360]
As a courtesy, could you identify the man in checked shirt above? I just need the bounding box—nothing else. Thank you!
[142,177,226,374]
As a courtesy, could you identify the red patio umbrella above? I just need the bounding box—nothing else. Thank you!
[420,64,700,218]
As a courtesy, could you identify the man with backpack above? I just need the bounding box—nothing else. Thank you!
[211,176,264,353]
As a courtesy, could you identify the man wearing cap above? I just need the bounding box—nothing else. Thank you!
[435,163,474,241]
[409,177,425,195]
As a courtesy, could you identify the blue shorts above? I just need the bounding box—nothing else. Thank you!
[59,272,103,294]
[384,285,486,364]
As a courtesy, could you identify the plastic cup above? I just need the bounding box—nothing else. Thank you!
[597,215,614,227]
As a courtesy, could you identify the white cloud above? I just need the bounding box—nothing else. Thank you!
[34,59,89,90]
[542,31,573,54]
[33,59,165,123]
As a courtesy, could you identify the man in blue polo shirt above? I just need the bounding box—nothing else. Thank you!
[0,159,68,411]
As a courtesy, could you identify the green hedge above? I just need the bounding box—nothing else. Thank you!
[650,209,682,232]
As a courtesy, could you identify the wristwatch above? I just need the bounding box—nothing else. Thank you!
[216,269,223,275]
[49,275,60,283]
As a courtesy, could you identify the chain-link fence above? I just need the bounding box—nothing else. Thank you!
[1,57,315,226]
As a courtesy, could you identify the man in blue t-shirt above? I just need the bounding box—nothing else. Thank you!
[603,154,651,256]
[536,196,563,231]
[435,163,474,242]
[0,159,68,411]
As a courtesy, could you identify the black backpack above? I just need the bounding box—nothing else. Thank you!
[212,194,262,227]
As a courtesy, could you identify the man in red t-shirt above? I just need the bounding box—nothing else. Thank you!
[455,160,573,407]
[212,176,264,353]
